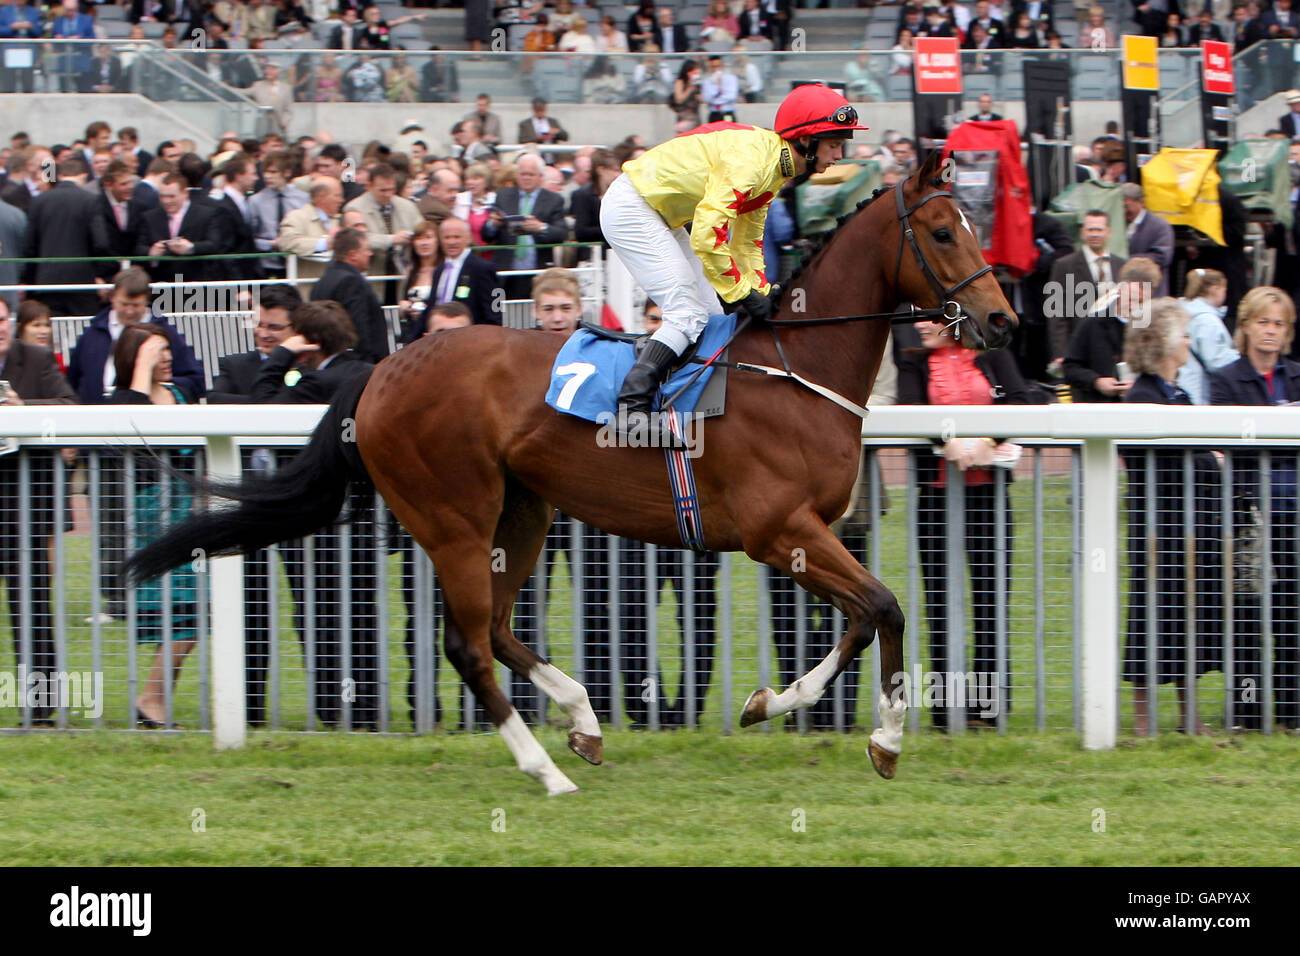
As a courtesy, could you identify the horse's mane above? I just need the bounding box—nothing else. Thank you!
[774,171,947,308]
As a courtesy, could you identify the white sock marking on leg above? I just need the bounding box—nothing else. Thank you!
[768,650,840,718]
[499,710,579,795]
[870,691,906,755]
[529,663,601,737]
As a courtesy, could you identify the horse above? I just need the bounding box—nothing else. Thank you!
[125,149,1016,795]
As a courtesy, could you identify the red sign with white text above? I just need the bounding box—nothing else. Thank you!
[914,37,963,95]
[1202,40,1234,95]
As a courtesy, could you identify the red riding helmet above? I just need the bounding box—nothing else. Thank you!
[774,84,870,141]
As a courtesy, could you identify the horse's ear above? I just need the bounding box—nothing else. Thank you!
[916,148,947,189]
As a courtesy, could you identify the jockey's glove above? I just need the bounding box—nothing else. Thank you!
[728,289,773,323]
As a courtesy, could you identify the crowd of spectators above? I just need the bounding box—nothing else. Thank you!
[0,0,1294,118]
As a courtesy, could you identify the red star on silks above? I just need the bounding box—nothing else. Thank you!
[721,258,743,285]
[712,222,730,248]
[753,238,764,252]
[755,268,767,287]
[726,188,773,215]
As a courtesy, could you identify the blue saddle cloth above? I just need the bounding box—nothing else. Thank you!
[545,314,735,423]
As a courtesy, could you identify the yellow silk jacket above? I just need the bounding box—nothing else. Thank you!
[622,123,795,302]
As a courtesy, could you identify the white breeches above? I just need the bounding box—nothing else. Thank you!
[599,173,721,355]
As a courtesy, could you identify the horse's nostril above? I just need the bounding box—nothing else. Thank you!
[989,312,1010,330]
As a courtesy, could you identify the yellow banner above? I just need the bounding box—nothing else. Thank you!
[1141,148,1225,246]
[1122,35,1159,91]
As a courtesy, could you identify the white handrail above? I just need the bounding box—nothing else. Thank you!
[4,403,1297,441]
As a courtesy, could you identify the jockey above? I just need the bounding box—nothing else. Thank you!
[598,83,868,441]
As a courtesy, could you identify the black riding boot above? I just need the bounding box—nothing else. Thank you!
[616,340,688,449]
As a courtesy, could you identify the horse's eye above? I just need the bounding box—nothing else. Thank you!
[934,228,954,243]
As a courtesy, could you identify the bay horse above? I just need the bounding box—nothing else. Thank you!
[126,149,1016,795]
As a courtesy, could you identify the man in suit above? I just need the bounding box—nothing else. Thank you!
[277,177,343,286]
[0,193,25,313]
[1280,90,1300,140]
[570,148,620,263]
[214,153,264,281]
[968,93,1003,121]
[132,156,170,214]
[1232,0,1264,52]
[49,0,95,92]
[1012,209,1074,381]
[295,143,365,204]
[481,152,569,300]
[23,156,104,317]
[131,0,201,39]
[416,168,459,224]
[450,120,496,166]
[655,5,689,53]
[134,171,226,286]
[209,282,301,402]
[343,162,422,295]
[310,227,389,364]
[94,160,142,260]
[66,266,206,405]
[1189,7,1225,43]
[88,44,124,94]
[1064,257,1158,402]
[1261,0,1300,38]
[462,94,503,146]
[427,217,502,329]
[1133,0,1179,38]
[517,98,569,149]
[1122,182,1176,297]
[968,0,1005,46]
[328,6,364,49]
[0,300,76,725]
[0,0,43,94]
[0,145,49,213]
[250,299,380,729]
[248,150,307,278]
[249,61,294,141]
[206,283,302,726]
[1046,209,1126,368]
[117,126,154,179]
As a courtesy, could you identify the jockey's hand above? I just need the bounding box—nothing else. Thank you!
[733,289,772,322]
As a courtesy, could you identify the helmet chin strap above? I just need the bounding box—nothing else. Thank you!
[789,136,818,186]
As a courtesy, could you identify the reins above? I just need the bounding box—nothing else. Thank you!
[660,177,993,417]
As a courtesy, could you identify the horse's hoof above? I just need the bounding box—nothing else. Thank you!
[867,740,899,780]
[740,687,775,728]
[541,771,580,796]
[568,731,603,765]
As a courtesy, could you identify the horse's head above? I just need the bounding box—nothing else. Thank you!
[891,149,1017,351]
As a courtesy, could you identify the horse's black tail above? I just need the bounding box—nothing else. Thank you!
[122,368,375,585]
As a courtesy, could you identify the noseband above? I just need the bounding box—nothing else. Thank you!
[893,177,994,348]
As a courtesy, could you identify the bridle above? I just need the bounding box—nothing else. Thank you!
[892,177,994,348]
[763,177,995,336]
[660,175,1002,417]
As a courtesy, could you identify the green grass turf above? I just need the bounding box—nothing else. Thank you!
[1,730,1296,866]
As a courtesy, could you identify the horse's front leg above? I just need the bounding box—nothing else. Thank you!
[740,513,907,779]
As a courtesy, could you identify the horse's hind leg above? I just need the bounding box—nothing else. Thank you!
[488,480,603,765]
[402,503,578,795]
[740,513,907,779]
